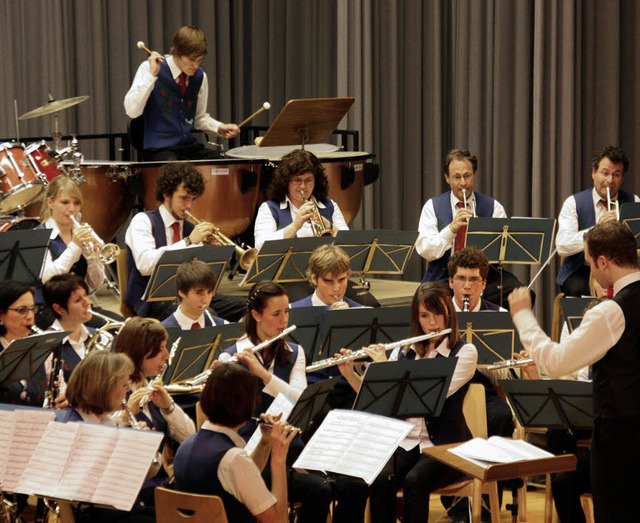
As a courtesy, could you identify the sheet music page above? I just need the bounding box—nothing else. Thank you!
[292,409,414,485]
[2,409,55,492]
[448,436,553,465]
[0,410,16,482]
[244,393,295,456]
[93,428,163,510]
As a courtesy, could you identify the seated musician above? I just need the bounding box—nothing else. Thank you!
[161,259,227,330]
[556,145,639,296]
[124,162,245,321]
[253,149,348,250]
[113,317,195,501]
[0,280,44,406]
[124,25,239,162]
[415,148,528,308]
[338,283,478,523]
[219,281,368,523]
[174,363,297,523]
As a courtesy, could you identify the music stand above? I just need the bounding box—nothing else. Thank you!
[259,97,355,148]
[288,376,339,432]
[560,297,595,333]
[353,358,457,418]
[142,246,234,302]
[457,312,522,366]
[499,379,593,434]
[312,306,412,363]
[288,306,328,363]
[334,229,418,294]
[620,202,640,247]
[163,323,246,385]
[240,237,333,287]
[0,331,68,383]
[0,229,50,285]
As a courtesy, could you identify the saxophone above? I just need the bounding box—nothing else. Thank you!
[0,486,16,523]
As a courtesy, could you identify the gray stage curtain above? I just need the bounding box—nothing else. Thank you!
[2,0,640,330]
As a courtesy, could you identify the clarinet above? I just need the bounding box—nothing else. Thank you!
[31,326,62,409]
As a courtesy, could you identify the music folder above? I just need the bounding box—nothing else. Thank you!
[288,376,339,434]
[0,331,69,384]
[620,201,640,247]
[0,228,50,285]
[456,311,521,366]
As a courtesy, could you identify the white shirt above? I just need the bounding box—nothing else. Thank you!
[219,335,307,402]
[388,338,477,451]
[253,196,349,250]
[512,272,640,377]
[171,306,229,329]
[41,218,105,290]
[124,55,222,135]
[556,188,640,257]
[415,191,507,261]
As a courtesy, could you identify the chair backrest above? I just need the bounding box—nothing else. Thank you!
[462,383,488,438]
[116,247,136,318]
[155,486,229,523]
[196,401,206,429]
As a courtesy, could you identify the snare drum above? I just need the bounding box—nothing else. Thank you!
[0,142,45,213]
[25,140,62,183]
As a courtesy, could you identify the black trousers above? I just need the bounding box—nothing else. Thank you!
[552,450,591,523]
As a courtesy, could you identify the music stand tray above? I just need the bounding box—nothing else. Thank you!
[240,237,333,287]
[560,297,595,333]
[0,331,69,383]
[620,202,640,247]
[353,358,457,418]
[499,379,593,432]
[259,97,355,147]
[0,229,50,285]
[457,312,522,366]
[142,246,234,302]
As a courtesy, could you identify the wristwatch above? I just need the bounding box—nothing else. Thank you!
[161,400,176,415]
[184,236,192,246]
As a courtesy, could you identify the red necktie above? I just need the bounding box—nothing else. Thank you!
[454,201,467,251]
[607,288,614,299]
[171,222,181,244]
[599,199,608,209]
[191,322,201,330]
[177,72,187,97]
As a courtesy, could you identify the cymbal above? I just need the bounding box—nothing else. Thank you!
[19,95,90,120]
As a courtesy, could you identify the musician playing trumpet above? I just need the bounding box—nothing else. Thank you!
[254,149,349,249]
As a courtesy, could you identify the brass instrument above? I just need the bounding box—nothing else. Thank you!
[184,210,258,271]
[305,328,453,373]
[301,190,334,237]
[139,336,181,409]
[606,186,620,220]
[462,296,470,312]
[462,188,476,217]
[486,358,534,371]
[70,213,120,265]
[86,309,125,352]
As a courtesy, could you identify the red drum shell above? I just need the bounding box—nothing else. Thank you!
[25,141,62,183]
[0,142,45,213]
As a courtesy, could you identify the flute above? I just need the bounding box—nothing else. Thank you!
[139,336,181,410]
[486,358,535,371]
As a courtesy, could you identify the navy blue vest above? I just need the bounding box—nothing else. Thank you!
[161,309,225,329]
[174,430,256,523]
[398,340,472,445]
[266,199,335,229]
[57,407,84,422]
[423,191,496,282]
[126,209,195,316]
[142,61,204,150]
[557,189,636,285]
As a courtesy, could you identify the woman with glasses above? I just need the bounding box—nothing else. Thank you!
[0,280,44,405]
[253,149,349,249]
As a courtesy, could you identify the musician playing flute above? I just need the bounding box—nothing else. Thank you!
[338,283,477,523]
[509,221,640,523]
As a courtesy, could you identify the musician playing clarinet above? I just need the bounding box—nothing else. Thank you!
[339,283,477,523]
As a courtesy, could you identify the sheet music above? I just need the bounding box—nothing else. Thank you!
[0,410,16,481]
[292,409,413,485]
[1,409,55,492]
[244,393,295,455]
[448,436,553,467]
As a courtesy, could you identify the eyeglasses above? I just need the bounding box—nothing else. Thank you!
[7,305,41,316]
[453,276,483,286]
[290,177,315,186]
[448,173,474,183]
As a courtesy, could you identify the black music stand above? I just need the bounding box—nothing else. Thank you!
[499,379,593,434]
[288,376,339,432]
[142,246,234,302]
[353,358,456,418]
[288,306,328,363]
[465,217,556,305]
[560,297,596,333]
[334,229,418,297]
[457,311,522,366]
[0,229,50,285]
[240,237,333,287]
[163,323,246,385]
[620,202,640,247]
[311,306,412,363]
[259,97,355,148]
[0,331,68,384]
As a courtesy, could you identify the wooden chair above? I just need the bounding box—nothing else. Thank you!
[580,493,594,523]
[195,401,206,429]
[155,486,228,523]
[116,247,136,318]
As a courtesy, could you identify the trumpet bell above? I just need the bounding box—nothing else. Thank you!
[99,243,121,265]
[238,247,258,271]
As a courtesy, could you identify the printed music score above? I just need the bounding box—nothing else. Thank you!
[293,409,413,485]
[244,393,295,456]
[447,436,553,469]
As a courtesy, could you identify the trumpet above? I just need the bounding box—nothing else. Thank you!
[301,190,334,237]
[486,358,535,371]
[606,187,620,220]
[186,326,298,388]
[184,210,258,271]
[86,309,125,352]
[70,214,120,265]
[305,328,453,373]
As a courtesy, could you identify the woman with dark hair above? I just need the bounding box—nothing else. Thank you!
[0,280,44,405]
[174,363,296,523]
[253,149,349,249]
[339,282,478,523]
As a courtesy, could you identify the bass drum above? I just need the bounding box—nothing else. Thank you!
[0,142,45,213]
[136,159,264,238]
